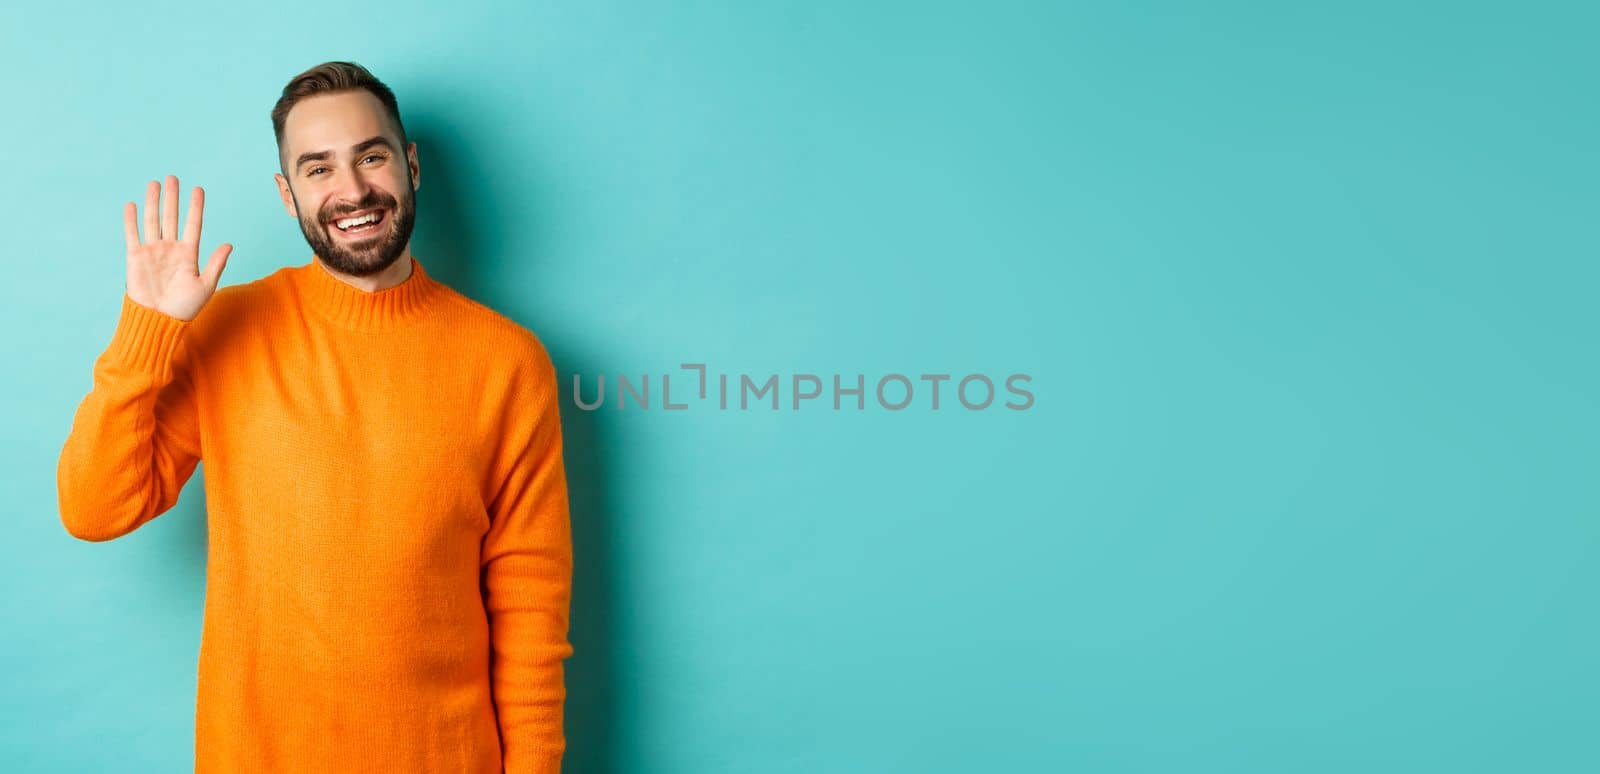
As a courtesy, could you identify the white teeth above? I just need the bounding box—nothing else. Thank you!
[336,212,380,230]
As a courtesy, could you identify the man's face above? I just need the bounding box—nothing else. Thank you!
[274,90,420,277]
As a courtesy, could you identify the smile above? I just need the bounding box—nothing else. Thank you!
[329,208,387,237]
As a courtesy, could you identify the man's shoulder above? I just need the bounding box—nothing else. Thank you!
[437,292,561,406]
[434,288,558,384]
[181,270,286,342]
[210,270,283,309]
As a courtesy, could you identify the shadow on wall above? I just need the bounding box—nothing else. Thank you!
[407,104,623,774]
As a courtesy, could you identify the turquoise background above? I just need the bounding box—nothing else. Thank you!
[2,1,1596,771]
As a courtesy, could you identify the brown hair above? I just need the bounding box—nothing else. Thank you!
[271,61,408,170]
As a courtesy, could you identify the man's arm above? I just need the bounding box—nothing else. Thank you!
[482,336,576,774]
[57,294,204,541]
[57,175,230,542]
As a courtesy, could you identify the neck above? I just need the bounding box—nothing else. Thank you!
[293,250,443,332]
[313,246,415,292]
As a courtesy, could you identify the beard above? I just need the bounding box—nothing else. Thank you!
[293,176,417,278]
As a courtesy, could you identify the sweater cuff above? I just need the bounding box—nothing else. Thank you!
[105,293,191,382]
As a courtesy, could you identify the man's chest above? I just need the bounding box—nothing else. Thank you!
[194,342,502,559]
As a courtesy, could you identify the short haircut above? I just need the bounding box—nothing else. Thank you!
[271,61,408,172]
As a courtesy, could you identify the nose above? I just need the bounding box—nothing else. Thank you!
[333,171,373,211]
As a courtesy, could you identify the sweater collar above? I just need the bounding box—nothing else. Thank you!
[293,253,446,332]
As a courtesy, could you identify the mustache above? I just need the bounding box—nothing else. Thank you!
[322,192,399,222]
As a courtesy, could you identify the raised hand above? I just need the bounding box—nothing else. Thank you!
[124,174,233,322]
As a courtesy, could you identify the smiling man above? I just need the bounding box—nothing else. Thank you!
[271,75,419,282]
[55,61,575,773]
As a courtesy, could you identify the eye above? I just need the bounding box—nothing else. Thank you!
[308,166,328,176]
[362,153,387,165]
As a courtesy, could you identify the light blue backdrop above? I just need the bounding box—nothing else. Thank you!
[2,1,1596,772]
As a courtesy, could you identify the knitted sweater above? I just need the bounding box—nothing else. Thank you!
[56,254,574,774]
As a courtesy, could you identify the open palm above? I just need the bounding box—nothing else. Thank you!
[124,174,233,322]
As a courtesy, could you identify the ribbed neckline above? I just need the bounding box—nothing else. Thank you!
[291,253,447,332]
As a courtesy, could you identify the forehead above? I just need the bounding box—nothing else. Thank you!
[281,90,399,159]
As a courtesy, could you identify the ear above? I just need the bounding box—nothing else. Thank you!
[406,142,420,192]
[274,173,298,218]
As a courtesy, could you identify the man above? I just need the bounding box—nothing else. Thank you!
[55,61,575,774]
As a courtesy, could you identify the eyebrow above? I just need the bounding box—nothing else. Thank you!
[294,136,397,171]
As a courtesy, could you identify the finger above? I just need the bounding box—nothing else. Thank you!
[203,243,233,288]
[161,175,179,240]
[143,180,159,244]
[123,202,140,251]
[183,186,204,244]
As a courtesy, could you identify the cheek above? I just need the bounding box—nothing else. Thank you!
[382,175,409,200]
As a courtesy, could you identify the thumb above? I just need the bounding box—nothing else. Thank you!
[203,243,233,289]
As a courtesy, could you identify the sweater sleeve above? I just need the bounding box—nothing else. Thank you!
[481,338,576,774]
[57,293,204,542]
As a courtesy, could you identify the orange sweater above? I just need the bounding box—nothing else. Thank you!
[56,254,574,774]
